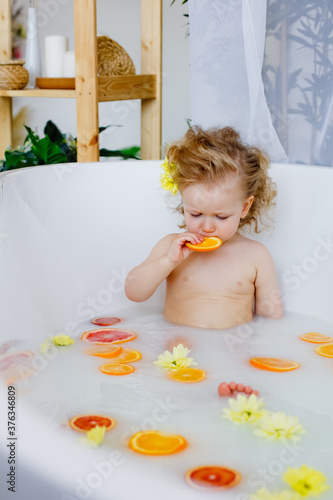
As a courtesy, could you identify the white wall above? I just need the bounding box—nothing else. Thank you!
[13,0,191,156]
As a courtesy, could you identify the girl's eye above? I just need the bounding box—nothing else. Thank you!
[216,215,229,220]
[190,213,201,217]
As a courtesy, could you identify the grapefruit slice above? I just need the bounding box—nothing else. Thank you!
[69,414,116,433]
[81,328,137,344]
[315,344,333,358]
[300,332,333,343]
[103,348,141,364]
[0,351,34,373]
[186,465,241,490]
[129,430,187,455]
[92,317,123,326]
[185,236,222,252]
[100,363,135,375]
[250,357,299,372]
[85,345,122,358]
[166,367,206,383]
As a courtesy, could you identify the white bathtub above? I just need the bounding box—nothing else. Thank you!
[0,161,332,500]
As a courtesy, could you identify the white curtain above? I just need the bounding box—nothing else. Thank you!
[188,0,288,163]
[189,0,333,166]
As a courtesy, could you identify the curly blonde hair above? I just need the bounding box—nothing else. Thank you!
[165,126,277,233]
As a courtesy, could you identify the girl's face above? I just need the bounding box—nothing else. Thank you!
[181,175,253,243]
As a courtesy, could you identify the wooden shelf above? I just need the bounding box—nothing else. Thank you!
[0,75,156,101]
[0,89,76,98]
[0,0,162,161]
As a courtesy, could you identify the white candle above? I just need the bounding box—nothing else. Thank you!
[44,35,68,78]
[63,51,75,77]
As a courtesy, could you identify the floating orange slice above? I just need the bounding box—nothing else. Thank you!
[103,348,141,364]
[69,414,116,433]
[250,357,299,372]
[85,345,122,358]
[92,317,123,326]
[315,344,333,358]
[185,465,241,490]
[166,367,206,383]
[129,430,187,455]
[100,363,134,375]
[300,332,333,343]
[81,328,137,344]
[185,236,222,252]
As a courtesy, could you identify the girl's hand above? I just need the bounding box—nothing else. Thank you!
[166,232,204,265]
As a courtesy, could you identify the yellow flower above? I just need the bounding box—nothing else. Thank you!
[222,394,265,424]
[249,487,301,500]
[51,334,75,346]
[79,425,106,447]
[39,339,52,354]
[154,343,197,370]
[254,411,306,442]
[283,465,330,497]
[160,158,178,195]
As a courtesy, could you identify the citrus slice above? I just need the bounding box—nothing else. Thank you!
[92,317,123,326]
[129,430,187,455]
[300,332,333,343]
[185,236,222,252]
[0,350,34,373]
[69,414,116,433]
[100,363,135,375]
[166,367,206,383]
[85,345,122,358]
[104,348,141,364]
[186,465,241,490]
[81,328,137,344]
[250,357,299,372]
[315,343,333,358]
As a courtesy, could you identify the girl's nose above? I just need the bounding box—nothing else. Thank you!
[202,218,215,233]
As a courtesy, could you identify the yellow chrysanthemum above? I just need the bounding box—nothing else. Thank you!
[222,394,265,424]
[160,158,178,195]
[254,411,306,442]
[154,343,197,370]
[249,487,301,500]
[51,334,75,346]
[39,339,52,354]
[79,425,106,447]
[283,465,330,497]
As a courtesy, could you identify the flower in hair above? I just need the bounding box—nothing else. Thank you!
[160,158,178,195]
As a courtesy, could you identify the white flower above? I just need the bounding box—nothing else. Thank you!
[222,394,265,424]
[154,344,197,370]
[254,412,306,442]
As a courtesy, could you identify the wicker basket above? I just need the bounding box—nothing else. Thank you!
[0,60,29,90]
[97,36,136,76]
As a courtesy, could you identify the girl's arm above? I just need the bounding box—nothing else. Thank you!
[125,232,203,302]
[254,245,283,319]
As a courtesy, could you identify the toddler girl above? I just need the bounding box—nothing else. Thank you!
[125,126,283,329]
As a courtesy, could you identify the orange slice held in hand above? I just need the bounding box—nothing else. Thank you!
[85,345,122,358]
[81,328,137,344]
[92,317,123,326]
[129,430,187,455]
[315,344,333,358]
[69,414,116,433]
[185,465,241,490]
[185,236,222,252]
[167,367,206,383]
[100,363,135,375]
[300,332,333,343]
[250,357,299,372]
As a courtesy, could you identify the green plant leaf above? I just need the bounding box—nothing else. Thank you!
[44,120,64,144]
[99,146,140,160]
[31,136,67,164]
